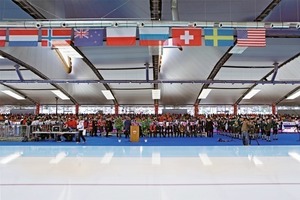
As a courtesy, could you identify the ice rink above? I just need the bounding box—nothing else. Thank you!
[1,145,300,200]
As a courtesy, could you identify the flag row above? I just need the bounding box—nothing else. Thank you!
[0,27,266,48]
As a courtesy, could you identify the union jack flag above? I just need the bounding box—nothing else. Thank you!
[74,29,89,39]
[73,28,104,46]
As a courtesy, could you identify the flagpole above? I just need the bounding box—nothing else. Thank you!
[0,20,296,29]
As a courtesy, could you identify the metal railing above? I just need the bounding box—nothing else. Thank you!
[0,125,30,141]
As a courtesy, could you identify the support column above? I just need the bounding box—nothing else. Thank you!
[35,104,40,115]
[115,104,119,115]
[55,97,58,115]
[154,103,159,115]
[272,103,276,115]
[75,104,79,115]
[233,104,238,115]
[194,104,199,117]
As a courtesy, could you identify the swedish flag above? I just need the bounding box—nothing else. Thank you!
[204,28,234,46]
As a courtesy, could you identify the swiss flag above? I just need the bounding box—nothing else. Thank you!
[171,28,202,46]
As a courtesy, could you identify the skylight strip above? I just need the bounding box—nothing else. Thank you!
[2,90,25,100]
[51,90,70,100]
[198,89,212,99]
[243,89,260,99]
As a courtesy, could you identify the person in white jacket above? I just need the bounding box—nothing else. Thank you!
[76,117,86,143]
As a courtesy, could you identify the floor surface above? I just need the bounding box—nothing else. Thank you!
[1,144,300,200]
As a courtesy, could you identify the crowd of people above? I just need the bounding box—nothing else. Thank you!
[1,113,297,144]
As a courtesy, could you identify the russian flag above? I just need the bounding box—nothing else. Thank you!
[139,27,169,46]
[8,28,39,46]
[106,27,136,46]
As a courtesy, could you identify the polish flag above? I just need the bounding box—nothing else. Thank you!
[106,27,136,46]
[171,28,202,46]
[0,29,6,47]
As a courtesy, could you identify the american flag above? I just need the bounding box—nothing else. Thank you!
[237,29,266,47]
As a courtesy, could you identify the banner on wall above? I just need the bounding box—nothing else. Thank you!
[282,121,298,133]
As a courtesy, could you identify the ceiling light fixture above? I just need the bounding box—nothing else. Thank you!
[2,90,25,100]
[51,90,70,100]
[243,89,260,99]
[287,90,300,100]
[152,89,161,100]
[198,89,212,99]
[102,90,115,100]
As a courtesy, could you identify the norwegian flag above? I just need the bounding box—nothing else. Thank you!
[41,28,72,47]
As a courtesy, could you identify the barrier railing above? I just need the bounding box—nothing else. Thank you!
[0,125,30,141]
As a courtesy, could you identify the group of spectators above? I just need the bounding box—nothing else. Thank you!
[1,113,297,143]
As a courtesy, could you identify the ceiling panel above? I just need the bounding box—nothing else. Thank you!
[240,84,298,105]
[29,0,150,19]
[225,38,300,67]
[200,88,247,105]
[0,57,17,68]
[160,83,202,105]
[271,56,300,81]
[2,47,72,79]
[81,46,151,67]
[57,83,108,105]
[208,83,252,89]
[265,0,300,22]
[18,89,73,105]
[162,0,273,21]
[109,83,153,89]
[100,69,153,80]
[5,83,55,90]
[0,84,33,105]
[0,69,48,81]
[113,90,153,105]
[0,0,33,20]
[215,67,271,80]
[160,46,228,80]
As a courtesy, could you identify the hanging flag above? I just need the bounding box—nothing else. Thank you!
[237,29,266,47]
[106,27,136,46]
[41,28,72,47]
[8,28,39,46]
[139,27,169,46]
[171,28,202,46]
[74,28,104,46]
[204,28,234,46]
[0,29,6,47]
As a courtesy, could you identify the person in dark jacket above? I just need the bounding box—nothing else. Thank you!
[205,118,214,137]
[123,116,131,138]
[105,117,113,137]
